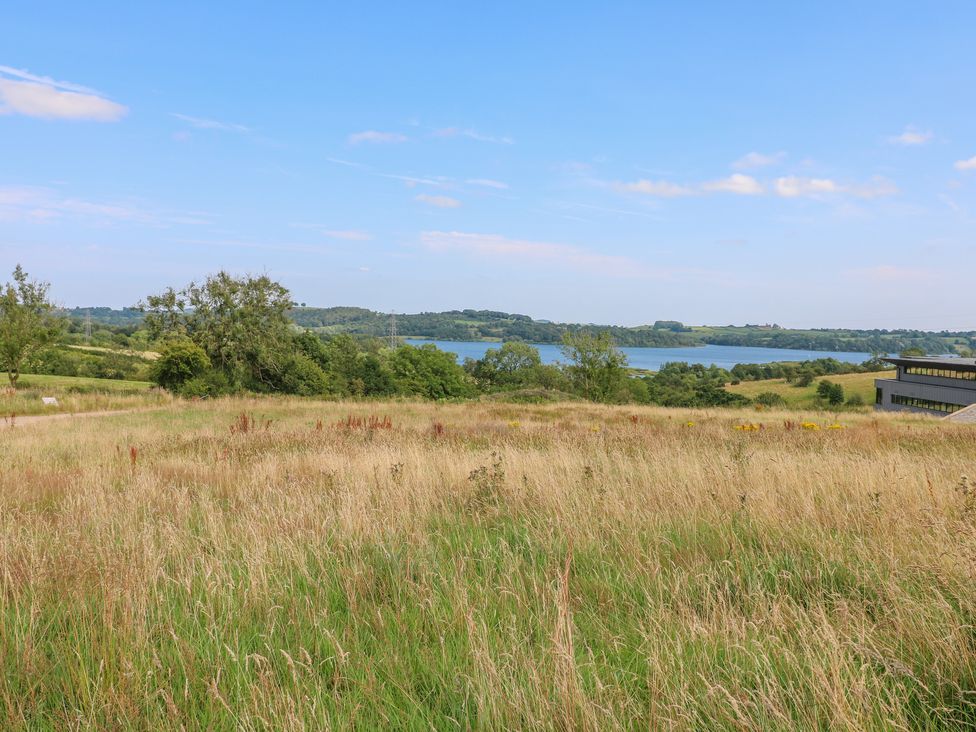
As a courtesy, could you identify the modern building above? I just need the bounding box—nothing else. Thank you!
[875,356,976,415]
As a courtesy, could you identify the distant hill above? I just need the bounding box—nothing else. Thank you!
[69,306,976,354]
[289,307,697,347]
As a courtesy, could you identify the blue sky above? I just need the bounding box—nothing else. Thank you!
[1,2,974,329]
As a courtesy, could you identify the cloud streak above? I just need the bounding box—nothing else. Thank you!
[0,66,127,121]
[172,113,250,133]
[732,151,785,169]
[347,130,408,145]
[420,230,673,279]
[416,194,461,208]
[0,185,208,226]
[432,127,514,144]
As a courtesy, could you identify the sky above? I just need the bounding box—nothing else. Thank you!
[1,2,975,330]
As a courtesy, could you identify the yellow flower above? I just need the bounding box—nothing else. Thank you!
[685,421,695,427]
[508,420,521,429]
[590,425,601,433]
[801,422,820,431]
[827,423,845,430]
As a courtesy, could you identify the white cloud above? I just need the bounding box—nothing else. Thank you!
[171,113,249,133]
[732,151,785,169]
[774,175,897,199]
[0,66,126,121]
[774,176,842,198]
[416,194,461,208]
[466,178,509,189]
[955,155,976,171]
[347,130,408,145]
[432,127,514,144]
[420,230,651,277]
[887,126,932,146]
[613,179,695,197]
[701,174,764,195]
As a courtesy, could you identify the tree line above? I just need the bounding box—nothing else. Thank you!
[1,267,892,409]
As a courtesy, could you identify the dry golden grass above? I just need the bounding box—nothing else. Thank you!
[1,398,974,729]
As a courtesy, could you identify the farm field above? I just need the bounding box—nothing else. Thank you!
[1,397,974,729]
[726,370,895,408]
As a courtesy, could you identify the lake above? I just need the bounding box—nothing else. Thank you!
[404,339,881,371]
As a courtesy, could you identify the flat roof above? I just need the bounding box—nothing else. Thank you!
[884,356,976,372]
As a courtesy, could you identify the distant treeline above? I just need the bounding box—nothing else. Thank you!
[64,305,976,355]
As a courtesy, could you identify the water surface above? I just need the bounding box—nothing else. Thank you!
[404,339,879,371]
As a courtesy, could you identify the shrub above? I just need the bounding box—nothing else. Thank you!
[150,338,211,391]
[816,380,845,406]
[754,391,786,407]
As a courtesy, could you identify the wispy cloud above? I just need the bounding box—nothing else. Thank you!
[611,171,896,200]
[466,178,509,189]
[612,179,695,197]
[172,113,250,133]
[0,185,208,226]
[955,155,976,171]
[846,264,937,283]
[701,174,764,195]
[887,126,933,146]
[321,229,371,241]
[290,223,372,240]
[0,65,127,121]
[732,151,785,169]
[347,130,408,145]
[774,175,897,199]
[420,230,658,278]
[416,194,461,208]
[432,127,514,144]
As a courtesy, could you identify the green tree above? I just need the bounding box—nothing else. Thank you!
[468,342,543,389]
[899,347,926,357]
[150,337,212,391]
[816,379,845,405]
[0,265,63,386]
[141,272,326,393]
[388,344,474,399]
[560,331,628,402]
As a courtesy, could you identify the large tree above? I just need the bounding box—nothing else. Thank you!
[141,271,324,392]
[0,265,62,386]
[560,331,628,402]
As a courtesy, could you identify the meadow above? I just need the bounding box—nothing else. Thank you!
[1,394,975,729]
[0,374,165,417]
[726,370,894,408]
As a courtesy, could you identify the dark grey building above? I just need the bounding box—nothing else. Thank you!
[875,356,976,415]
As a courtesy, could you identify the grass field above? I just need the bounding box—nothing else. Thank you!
[1,373,165,417]
[1,397,974,729]
[726,370,895,408]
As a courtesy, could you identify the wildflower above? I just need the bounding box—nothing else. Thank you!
[827,423,845,430]
[508,420,520,429]
[801,422,820,431]
[590,425,601,433]
[685,421,695,427]
[733,423,761,432]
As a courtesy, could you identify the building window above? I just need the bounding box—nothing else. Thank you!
[876,387,883,405]
[891,394,965,413]
[904,367,976,381]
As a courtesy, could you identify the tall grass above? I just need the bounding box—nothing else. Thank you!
[0,399,974,729]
